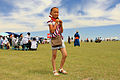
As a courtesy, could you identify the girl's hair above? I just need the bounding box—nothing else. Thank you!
[50,7,58,12]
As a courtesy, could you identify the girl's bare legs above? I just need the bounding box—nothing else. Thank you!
[60,48,67,69]
[52,49,57,71]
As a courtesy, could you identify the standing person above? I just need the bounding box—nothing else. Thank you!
[68,36,71,44]
[22,32,31,50]
[47,7,67,76]
[9,34,12,46]
[36,36,39,44]
[86,38,89,42]
[0,36,3,49]
[74,31,80,46]
[18,33,23,50]
[26,32,31,50]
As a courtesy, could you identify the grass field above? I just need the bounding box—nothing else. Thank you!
[0,41,120,80]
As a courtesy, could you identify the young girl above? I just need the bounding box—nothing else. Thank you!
[47,7,68,76]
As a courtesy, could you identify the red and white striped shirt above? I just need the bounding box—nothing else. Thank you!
[47,20,63,38]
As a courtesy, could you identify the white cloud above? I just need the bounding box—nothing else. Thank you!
[0,0,120,32]
[61,0,120,29]
[108,4,120,20]
[0,0,62,32]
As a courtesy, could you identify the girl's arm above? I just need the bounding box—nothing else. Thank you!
[59,20,63,33]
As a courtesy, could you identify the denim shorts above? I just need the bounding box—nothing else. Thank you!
[51,40,65,50]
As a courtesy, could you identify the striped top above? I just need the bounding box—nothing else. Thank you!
[47,20,63,38]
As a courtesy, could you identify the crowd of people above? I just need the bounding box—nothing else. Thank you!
[67,31,109,46]
[0,32,38,50]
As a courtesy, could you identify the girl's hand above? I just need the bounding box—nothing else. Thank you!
[55,19,59,24]
[59,19,63,25]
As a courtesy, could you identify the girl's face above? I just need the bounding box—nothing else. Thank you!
[50,8,59,19]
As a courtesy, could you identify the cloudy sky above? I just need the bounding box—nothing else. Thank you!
[0,0,120,32]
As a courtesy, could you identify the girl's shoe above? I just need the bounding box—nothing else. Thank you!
[53,70,59,76]
[58,68,67,74]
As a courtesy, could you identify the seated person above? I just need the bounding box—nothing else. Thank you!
[31,37,38,50]
[3,37,10,49]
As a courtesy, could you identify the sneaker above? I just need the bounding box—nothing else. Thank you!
[58,68,67,74]
[53,70,59,76]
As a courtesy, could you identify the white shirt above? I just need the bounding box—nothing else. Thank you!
[36,37,39,41]
[3,39,8,45]
[22,35,30,44]
[31,41,37,49]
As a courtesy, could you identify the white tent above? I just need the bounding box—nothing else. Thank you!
[0,32,9,36]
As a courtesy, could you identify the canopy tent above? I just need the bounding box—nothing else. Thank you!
[5,32,20,37]
[0,32,9,36]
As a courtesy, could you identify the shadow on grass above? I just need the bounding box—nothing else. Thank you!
[28,69,52,75]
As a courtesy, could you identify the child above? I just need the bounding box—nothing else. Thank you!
[31,37,37,50]
[47,7,68,76]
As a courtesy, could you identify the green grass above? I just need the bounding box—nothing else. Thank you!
[0,41,120,80]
